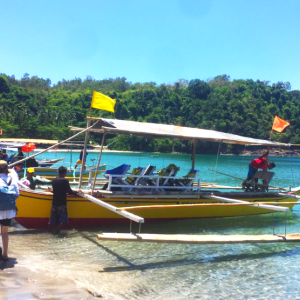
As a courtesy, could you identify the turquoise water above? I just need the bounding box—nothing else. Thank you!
[5,152,300,299]
[40,150,300,189]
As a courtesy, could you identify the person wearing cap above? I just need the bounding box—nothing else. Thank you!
[0,160,19,261]
[14,147,24,160]
[21,168,50,190]
[243,151,276,184]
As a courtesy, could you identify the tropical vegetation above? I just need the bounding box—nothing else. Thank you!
[0,73,298,153]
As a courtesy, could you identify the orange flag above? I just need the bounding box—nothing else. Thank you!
[272,116,290,133]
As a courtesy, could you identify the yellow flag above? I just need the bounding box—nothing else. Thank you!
[91,91,116,113]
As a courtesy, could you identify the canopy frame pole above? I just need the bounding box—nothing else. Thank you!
[192,139,197,170]
[92,131,106,194]
[8,121,99,168]
[78,119,91,189]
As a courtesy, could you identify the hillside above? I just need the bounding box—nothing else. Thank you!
[0,73,298,154]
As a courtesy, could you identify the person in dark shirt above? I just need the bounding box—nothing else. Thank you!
[49,166,79,233]
[15,147,24,160]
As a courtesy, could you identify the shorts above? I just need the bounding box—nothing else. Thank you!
[0,218,12,226]
[248,165,258,179]
[76,159,82,164]
[49,205,68,226]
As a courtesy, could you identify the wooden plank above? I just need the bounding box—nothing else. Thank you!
[97,233,300,244]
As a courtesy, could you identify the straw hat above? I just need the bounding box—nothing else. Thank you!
[0,160,11,173]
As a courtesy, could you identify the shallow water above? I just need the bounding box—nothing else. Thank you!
[2,153,300,299]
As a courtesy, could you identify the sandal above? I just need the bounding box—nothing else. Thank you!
[2,256,8,261]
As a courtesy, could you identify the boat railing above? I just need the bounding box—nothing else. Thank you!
[105,174,201,192]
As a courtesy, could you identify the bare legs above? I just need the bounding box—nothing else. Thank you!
[1,225,9,257]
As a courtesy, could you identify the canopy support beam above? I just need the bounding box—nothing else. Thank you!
[92,131,106,194]
[78,119,91,189]
[192,138,197,170]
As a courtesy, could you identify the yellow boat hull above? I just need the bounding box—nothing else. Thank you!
[15,189,299,229]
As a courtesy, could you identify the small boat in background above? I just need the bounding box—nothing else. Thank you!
[36,157,64,167]
[19,164,106,180]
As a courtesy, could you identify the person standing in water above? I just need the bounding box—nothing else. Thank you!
[49,166,80,234]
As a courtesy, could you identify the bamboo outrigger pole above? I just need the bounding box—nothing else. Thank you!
[8,121,99,168]
[209,194,289,212]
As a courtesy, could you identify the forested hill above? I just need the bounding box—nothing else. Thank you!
[0,73,299,153]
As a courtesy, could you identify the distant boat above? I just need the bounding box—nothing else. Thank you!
[36,157,64,167]
[19,165,106,180]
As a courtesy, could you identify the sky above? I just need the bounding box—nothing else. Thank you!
[1,0,300,89]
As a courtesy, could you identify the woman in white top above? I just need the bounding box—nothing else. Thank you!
[0,160,19,261]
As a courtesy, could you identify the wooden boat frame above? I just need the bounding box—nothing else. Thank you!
[10,117,300,232]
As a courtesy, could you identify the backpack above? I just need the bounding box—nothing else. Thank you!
[0,177,17,212]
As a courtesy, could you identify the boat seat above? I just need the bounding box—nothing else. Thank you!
[147,164,180,189]
[103,164,131,190]
[244,171,275,192]
[138,165,156,186]
[174,169,199,189]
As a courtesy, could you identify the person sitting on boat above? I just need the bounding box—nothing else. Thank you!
[49,166,80,234]
[75,149,88,169]
[14,147,24,160]
[21,167,50,190]
[243,151,276,186]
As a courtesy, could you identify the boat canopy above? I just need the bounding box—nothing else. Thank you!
[69,118,291,146]
[0,138,58,145]
[0,141,26,148]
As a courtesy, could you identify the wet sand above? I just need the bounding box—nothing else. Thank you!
[0,223,105,299]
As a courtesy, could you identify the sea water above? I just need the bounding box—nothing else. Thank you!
[2,152,300,299]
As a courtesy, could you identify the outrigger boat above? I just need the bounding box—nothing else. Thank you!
[10,117,300,229]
